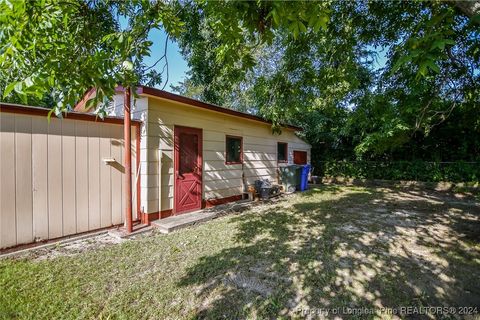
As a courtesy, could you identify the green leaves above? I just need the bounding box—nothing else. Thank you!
[288,21,303,39]
[391,55,412,74]
[270,3,330,39]
[431,38,455,51]
[315,15,330,32]
[1,0,114,110]
[2,81,16,98]
[0,0,334,114]
[0,0,186,114]
[423,59,440,74]
[122,60,134,71]
[307,11,330,33]
[13,81,23,95]
[389,4,461,78]
[24,76,33,88]
[392,33,454,77]
[173,0,479,164]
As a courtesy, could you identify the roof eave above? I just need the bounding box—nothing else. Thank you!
[137,86,302,131]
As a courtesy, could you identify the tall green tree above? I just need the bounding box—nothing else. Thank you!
[0,0,330,114]
[172,0,479,160]
[1,0,479,161]
[0,0,182,115]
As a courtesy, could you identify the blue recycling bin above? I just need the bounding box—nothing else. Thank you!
[298,164,311,191]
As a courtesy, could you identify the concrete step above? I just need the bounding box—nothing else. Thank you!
[151,210,218,233]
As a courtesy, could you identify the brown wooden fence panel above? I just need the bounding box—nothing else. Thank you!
[0,109,137,249]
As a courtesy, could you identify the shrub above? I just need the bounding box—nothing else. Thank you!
[313,160,480,183]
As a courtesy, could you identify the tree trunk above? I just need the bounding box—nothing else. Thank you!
[454,1,480,18]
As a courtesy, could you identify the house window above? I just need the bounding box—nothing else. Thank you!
[225,135,243,164]
[277,142,288,163]
[293,150,307,165]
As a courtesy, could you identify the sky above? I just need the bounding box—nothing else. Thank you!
[370,46,388,70]
[118,15,189,92]
[144,28,189,92]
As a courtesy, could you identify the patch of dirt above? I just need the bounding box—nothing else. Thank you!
[224,271,274,297]
[337,224,363,233]
[19,233,126,262]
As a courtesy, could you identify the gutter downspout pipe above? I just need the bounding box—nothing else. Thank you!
[124,87,133,233]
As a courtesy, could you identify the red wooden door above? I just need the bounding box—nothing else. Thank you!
[293,150,307,165]
[174,126,203,214]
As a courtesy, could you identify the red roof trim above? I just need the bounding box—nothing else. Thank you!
[73,87,96,112]
[137,86,302,131]
[0,103,141,126]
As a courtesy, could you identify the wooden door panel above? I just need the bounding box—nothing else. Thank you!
[174,126,203,214]
[293,150,307,165]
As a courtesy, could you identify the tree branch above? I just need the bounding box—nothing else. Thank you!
[161,49,169,90]
[144,34,169,72]
[453,1,480,19]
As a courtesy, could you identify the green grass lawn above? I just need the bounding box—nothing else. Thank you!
[1,186,479,319]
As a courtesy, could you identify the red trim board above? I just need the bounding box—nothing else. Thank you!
[142,194,243,225]
[0,102,142,126]
[79,86,302,131]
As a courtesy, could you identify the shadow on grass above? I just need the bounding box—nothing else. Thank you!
[178,186,480,319]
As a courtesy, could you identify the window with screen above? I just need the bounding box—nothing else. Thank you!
[277,142,288,162]
[225,136,242,164]
[179,133,198,174]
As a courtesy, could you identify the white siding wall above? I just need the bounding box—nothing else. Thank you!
[143,97,311,214]
[108,93,149,214]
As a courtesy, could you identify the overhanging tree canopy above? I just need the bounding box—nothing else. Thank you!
[0,0,479,160]
[172,0,479,159]
[0,0,183,115]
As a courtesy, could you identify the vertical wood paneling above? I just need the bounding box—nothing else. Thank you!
[32,116,49,240]
[0,113,17,247]
[1,111,131,249]
[99,124,112,227]
[15,115,34,244]
[87,123,100,230]
[62,121,76,235]
[75,121,89,233]
[47,118,63,238]
[110,127,123,225]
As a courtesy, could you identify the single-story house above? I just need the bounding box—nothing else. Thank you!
[0,86,310,249]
